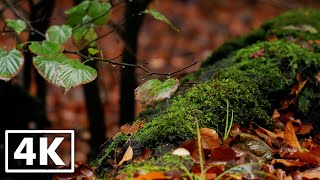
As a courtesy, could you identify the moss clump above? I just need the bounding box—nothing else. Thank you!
[134,40,320,148]
[202,8,320,67]
[119,153,193,179]
[92,133,129,167]
[134,78,270,147]
[262,9,320,40]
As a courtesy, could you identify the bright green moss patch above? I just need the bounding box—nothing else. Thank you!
[119,153,193,179]
[134,78,270,147]
[262,9,320,40]
[202,8,320,67]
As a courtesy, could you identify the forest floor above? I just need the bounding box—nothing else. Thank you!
[15,0,320,165]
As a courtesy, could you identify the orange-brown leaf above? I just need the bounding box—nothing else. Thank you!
[287,150,320,165]
[200,128,220,149]
[298,123,313,135]
[284,121,301,149]
[134,172,171,180]
[120,121,145,135]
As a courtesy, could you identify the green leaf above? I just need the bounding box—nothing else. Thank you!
[29,40,62,56]
[135,78,179,106]
[143,9,179,32]
[6,19,26,34]
[0,49,23,81]
[72,27,97,49]
[88,1,112,25]
[46,25,72,44]
[65,0,111,26]
[88,48,100,55]
[33,54,97,93]
[65,1,89,26]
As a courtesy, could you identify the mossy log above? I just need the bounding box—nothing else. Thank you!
[94,9,320,178]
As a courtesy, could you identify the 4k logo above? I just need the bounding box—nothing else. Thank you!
[5,130,74,173]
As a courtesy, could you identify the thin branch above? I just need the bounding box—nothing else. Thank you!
[63,49,198,78]
[2,0,45,37]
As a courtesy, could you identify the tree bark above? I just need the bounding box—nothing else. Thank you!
[80,49,106,160]
[120,0,150,125]
[24,0,55,128]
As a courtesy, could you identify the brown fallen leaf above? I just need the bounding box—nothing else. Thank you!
[134,172,172,180]
[249,48,265,59]
[298,123,313,135]
[120,121,145,135]
[287,150,320,165]
[208,146,236,162]
[271,159,307,167]
[284,121,301,149]
[200,128,220,149]
[118,146,133,166]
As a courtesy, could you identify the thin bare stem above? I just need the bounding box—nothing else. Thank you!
[2,0,45,37]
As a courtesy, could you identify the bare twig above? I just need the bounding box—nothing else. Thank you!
[2,0,45,37]
[63,49,198,78]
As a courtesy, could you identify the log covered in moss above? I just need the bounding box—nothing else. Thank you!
[94,9,320,178]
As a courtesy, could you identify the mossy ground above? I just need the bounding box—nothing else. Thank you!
[94,9,320,178]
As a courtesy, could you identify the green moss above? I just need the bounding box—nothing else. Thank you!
[201,29,266,67]
[92,133,129,167]
[202,8,320,67]
[262,9,320,40]
[119,153,193,179]
[134,78,270,147]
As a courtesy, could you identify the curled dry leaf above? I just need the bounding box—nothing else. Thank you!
[120,121,145,135]
[199,128,220,149]
[249,48,265,59]
[284,121,301,149]
[118,146,133,166]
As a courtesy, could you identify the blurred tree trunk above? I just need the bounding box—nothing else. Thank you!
[73,0,106,161]
[120,0,150,125]
[24,0,55,128]
[80,49,106,160]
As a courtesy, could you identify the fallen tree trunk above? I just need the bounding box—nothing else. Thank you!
[94,9,320,178]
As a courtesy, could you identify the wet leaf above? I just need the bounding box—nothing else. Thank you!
[118,146,133,166]
[284,121,301,149]
[200,128,220,149]
[237,133,273,160]
[135,78,179,106]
